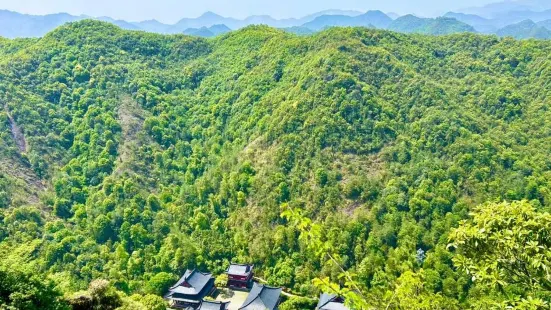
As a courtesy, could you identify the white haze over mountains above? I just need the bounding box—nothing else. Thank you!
[459,0,551,18]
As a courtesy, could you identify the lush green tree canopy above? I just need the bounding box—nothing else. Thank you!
[1,20,551,308]
[450,201,551,308]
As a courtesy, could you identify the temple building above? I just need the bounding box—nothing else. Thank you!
[316,293,349,310]
[238,283,282,310]
[226,263,254,289]
[198,300,230,310]
[164,269,215,309]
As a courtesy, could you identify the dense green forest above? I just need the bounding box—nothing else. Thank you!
[2,20,551,309]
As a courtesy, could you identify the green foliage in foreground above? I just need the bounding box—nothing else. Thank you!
[288,201,551,309]
[450,201,551,309]
[0,265,69,310]
[1,20,551,308]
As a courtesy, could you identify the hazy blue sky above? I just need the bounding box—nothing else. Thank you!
[0,0,498,23]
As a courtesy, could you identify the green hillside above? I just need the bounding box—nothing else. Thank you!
[2,20,551,309]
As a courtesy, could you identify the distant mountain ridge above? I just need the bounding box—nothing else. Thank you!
[0,9,364,38]
[183,24,231,38]
[302,10,393,31]
[0,10,81,38]
[496,19,551,39]
[2,3,551,40]
[444,12,498,33]
[458,0,551,18]
[445,8,551,36]
[388,15,476,35]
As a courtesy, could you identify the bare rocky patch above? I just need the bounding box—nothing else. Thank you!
[114,96,149,176]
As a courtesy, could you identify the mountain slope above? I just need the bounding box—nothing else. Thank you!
[444,12,498,33]
[537,19,551,30]
[96,16,142,31]
[497,19,551,38]
[169,11,242,32]
[183,24,231,37]
[302,10,392,31]
[2,20,551,308]
[388,15,476,35]
[283,26,315,35]
[132,19,172,33]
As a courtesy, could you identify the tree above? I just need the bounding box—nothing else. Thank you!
[0,265,69,310]
[215,273,228,288]
[88,279,123,310]
[278,296,317,310]
[449,201,551,307]
[388,270,459,309]
[145,272,174,296]
[139,294,167,310]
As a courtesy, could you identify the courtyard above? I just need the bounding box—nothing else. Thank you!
[214,289,249,310]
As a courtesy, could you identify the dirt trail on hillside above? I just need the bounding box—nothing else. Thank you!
[7,113,27,153]
[1,104,45,206]
[0,158,45,205]
[3,103,27,153]
[114,96,148,176]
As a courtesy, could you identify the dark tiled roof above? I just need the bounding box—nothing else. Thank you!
[316,293,349,310]
[239,283,282,310]
[166,269,213,296]
[198,300,230,310]
[227,263,253,276]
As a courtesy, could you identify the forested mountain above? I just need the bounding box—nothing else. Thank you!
[302,10,393,31]
[2,20,551,309]
[168,12,242,33]
[443,12,498,33]
[282,26,315,36]
[183,24,232,38]
[496,19,551,39]
[388,15,476,35]
[132,19,173,34]
[96,17,142,31]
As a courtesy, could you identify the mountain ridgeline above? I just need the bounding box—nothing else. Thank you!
[1,20,551,308]
[6,5,551,40]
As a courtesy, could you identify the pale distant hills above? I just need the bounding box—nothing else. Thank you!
[0,9,364,38]
[0,10,80,38]
[388,15,476,35]
[458,0,551,18]
[183,24,232,38]
[496,19,551,39]
[2,0,551,40]
[450,0,551,36]
[302,10,393,31]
